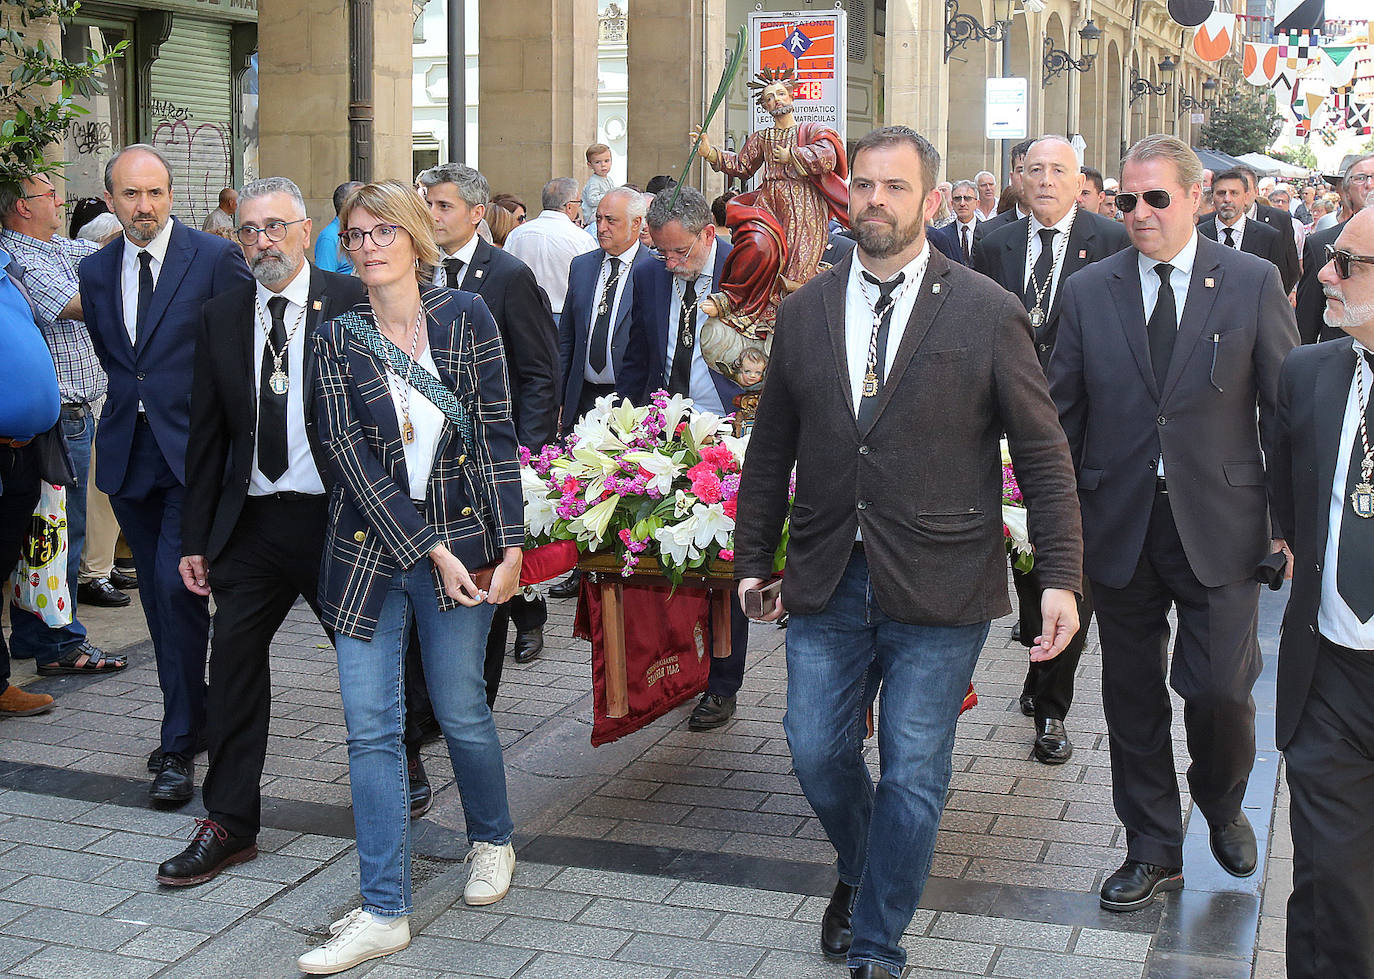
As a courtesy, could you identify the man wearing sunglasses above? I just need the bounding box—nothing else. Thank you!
[1049,135,1298,913]
[158,176,365,886]
[1295,154,1374,344]
[1270,206,1374,979]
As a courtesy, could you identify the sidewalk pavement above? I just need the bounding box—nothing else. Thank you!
[0,585,1292,978]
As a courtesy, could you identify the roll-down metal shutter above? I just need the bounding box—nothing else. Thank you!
[147,17,234,229]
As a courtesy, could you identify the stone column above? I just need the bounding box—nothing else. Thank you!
[259,0,414,224]
[885,0,950,159]
[626,0,725,196]
[478,0,599,206]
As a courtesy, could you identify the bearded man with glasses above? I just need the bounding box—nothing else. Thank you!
[1048,135,1299,913]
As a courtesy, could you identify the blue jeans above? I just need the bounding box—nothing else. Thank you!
[10,407,91,661]
[784,550,990,975]
[336,562,513,916]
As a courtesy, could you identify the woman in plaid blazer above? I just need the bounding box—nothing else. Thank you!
[300,181,524,975]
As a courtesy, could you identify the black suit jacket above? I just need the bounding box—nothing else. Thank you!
[926,223,965,265]
[974,209,1131,370]
[1198,203,1299,292]
[1270,337,1363,747]
[183,265,366,561]
[1295,220,1345,344]
[1048,236,1300,590]
[455,237,560,449]
[973,207,1019,242]
[1199,216,1288,282]
[734,249,1082,624]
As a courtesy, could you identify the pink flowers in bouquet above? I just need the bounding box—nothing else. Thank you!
[1000,439,1033,572]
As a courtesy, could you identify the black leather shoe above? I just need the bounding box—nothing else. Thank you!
[156,818,257,886]
[109,569,138,590]
[820,880,856,959]
[149,753,194,805]
[408,754,433,818]
[1209,812,1258,878]
[687,693,736,731]
[77,578,131,608]
[1099,860,1184,911]
[148,732,210,773]
[513,629,544,664]
[548,572,582,599]
[1018,691,1036,717]
[1032,717,1073,764]
[851,965,896,979]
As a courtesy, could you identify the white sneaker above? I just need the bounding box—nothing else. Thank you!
[463,841,515,906]
[298,908,410,975]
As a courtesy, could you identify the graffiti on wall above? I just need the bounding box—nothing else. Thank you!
[148,101,232,229]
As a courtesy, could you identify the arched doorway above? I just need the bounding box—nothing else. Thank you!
[1042,13,1069,138]
[947,0,994,181]
[1105,40,1123,176]
[1005,12,1033,185]
[1079,43,1102,167]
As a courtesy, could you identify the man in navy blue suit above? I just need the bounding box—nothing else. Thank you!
[79,145,252,804]
[620,186,750,731]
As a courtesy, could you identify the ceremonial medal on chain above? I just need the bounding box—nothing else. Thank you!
[1024,208,1076,331]
[255,296,308,398]
[384,306,427,445]
[678,282,696,349]
[1352,354,1374,518]
[860,274,910,399]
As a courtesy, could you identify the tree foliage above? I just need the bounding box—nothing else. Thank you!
[1271,143,1318,169]
[1199,88,1283,158]
[0,0,126,182]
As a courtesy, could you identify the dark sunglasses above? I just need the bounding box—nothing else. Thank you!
[1114,189,1172,213]
[1324,244,1374,280]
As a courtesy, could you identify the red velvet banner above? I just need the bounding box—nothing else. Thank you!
[575,580,714,746]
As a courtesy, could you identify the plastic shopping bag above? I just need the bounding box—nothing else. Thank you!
[8,483,72,627]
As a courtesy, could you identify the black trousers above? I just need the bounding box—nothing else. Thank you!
[200,495,328,838]
[1286,637,1374,979]
[1091,488,1261,868]
[0,445,41,689]
[1012,563,1093,722]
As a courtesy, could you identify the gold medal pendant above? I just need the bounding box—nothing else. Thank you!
[269,368,289,397]
[1352,482,1374,519]
[862,371,878,398]
[1029,306,1045,329]
[402,419,416,445]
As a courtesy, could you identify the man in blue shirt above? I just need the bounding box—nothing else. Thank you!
[312,181,360,274]
[0,244,62,718]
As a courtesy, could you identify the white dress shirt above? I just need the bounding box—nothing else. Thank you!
[584,241,639,385]
[120,219,174,347]
[1021,206,1079,310]
[1215,213,1246,250]
[1318,340,1374,648]
[504,209,597,315]
[663,238,725,415]
[955,219,977,256]
[249,264,326,496]
[435,233,481,288]
[843,244,931,414]
[1139,232,1199,477]
[975,206,997,222]
[385,344,446,502]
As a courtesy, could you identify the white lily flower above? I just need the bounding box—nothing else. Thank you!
[569,494,621,547]
[674,489,696,518]
[719,432,750,466]
[654,520,700,567]
[623,450,682,497]
[571,411,629,454]
[1000,438,1012,468]
[1002,503,1031,555]
[520,468,558,538]
[689,502,735,549]
[659,394,693,441]
[684,411,724,450]
[607,399,648,440]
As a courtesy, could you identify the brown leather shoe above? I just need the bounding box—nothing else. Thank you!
[0,684,54,717]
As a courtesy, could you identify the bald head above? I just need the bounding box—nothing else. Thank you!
[1023,137,1083,226]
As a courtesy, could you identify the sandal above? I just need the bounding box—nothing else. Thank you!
[36,641,128,676]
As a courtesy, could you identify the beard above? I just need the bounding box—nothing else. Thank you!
[252,250,297,287]
[123,212,166,244]
[1323,287,1374,332]
[852,208,924,259]
[768,103,792,119]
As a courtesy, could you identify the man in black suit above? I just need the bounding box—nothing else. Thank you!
[421,163,558,682]
[1049,135,1299,913]
[1294,154,1373,343]
[158,177,365,886]
[1270,208,1374,978]
[949,180,979,264]
[974,135,1130,765]
[735,125,1082,979]
[1212,164,1300,293]
[925,221,964,265]
[1198,169,1288,276]
[973,138,1034,242]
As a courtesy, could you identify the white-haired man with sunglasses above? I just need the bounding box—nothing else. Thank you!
[1048,135,1299,913]
[1269,205,1374,978]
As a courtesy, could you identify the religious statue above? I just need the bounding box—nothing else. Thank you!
[688,66,848,399]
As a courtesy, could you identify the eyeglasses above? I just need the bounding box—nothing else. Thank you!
[234,219,307,245]
[1349,173,1373,185]
[952,195,976,203]
[1324,244,1374,280]
[21,188,57,202]
[340,224,403,251]
[1114,189,1172,213]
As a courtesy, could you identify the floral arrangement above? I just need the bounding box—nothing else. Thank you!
[1001,439,1034,573]
[521,391,752,583]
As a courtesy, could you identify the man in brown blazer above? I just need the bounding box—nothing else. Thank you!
[734,126,1083,979]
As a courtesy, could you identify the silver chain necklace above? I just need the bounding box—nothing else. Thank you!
[1024,206,1077,329]
[254,294,308,396]
[382,306,426,445]
[1351,350,1374,519]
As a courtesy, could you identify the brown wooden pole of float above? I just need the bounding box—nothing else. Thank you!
[601,579,629,718]
[711,587,731,659]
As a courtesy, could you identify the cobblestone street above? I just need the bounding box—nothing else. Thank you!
[0,585,1291,978]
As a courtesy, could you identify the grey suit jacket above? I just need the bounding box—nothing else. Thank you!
[734,247,1082,625]
[1048,235,1300,589]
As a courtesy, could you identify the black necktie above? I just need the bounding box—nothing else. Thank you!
[666,276,698,397]
[1147,263,1177,388]
[1024,228,1057,311]
[588,256,622,374]
[1223,227,1236,248]
[258,296,290,482]
[961,225,971,264]
[1337,352,1374,621]
[136,250,154,341]
[443,258,465,288]
[856,271,904,429]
